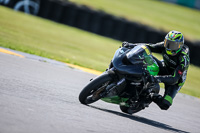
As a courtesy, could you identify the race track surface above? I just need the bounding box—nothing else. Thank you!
[0,49,200,133]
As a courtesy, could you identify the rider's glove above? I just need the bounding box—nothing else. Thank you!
[122,41,129,48]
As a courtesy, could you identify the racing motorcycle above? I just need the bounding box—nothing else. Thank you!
[79,44,160,114]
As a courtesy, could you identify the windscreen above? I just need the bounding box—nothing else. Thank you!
[126,45,153,65]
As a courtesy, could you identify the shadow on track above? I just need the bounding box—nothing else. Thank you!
[88,105,189,133]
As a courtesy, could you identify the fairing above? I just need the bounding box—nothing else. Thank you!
[112,45,159,77]
[101,44,159,105]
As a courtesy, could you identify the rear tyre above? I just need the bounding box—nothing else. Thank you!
[120,84,160,114]
[79,73,113,105]
[120,105,142,114]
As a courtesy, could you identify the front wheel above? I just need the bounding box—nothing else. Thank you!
[79,73,114,105]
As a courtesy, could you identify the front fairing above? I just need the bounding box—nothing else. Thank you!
[112,47,143,77]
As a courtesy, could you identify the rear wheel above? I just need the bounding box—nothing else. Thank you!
[120,85,160,114]
[120,104,143,114]
[79,73,114,105]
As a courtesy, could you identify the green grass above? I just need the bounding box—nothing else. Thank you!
[69,0,200,41]
[0,6,120,72]
[182,65,200,97]
[0,6,200,98]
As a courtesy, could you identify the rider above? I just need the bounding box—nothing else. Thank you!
[122,30,190,110]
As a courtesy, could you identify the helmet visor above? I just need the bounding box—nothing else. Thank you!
[164,39,181,50]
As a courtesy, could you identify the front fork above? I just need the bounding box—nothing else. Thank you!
[115,78,126,94]
[101,77,127,98]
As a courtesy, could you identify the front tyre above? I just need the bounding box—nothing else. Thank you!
[79,73,114,105]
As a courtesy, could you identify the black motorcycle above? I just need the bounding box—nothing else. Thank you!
[79,44,160,114]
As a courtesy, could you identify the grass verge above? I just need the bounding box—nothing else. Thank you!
[0,6,120,72]
[0,6,199,98]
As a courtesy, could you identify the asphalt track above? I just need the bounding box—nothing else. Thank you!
[0,48,200,133]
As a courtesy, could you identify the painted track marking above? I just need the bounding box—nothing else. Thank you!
[0,47,101,75]
[0,48,24,58]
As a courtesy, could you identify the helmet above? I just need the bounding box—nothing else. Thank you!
[164,30,184,56]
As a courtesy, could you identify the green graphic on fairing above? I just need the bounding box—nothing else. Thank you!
[101,96,129,107]
[101,44,159,107]
[146,62,159,76]
[166,48,181,55]
[142,45,159,76]
[144,55,159,76]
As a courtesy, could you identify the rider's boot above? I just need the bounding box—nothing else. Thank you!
[151,94,171,110]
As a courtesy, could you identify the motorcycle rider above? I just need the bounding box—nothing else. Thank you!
[122,30,190,110]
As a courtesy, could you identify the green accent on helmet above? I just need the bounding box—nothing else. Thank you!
[164,95,173,104]
[165,46,182,56]
[165,30,184,56]
[166,49,181,55]
[166,49,174,55]
[165,48,180,56]
[168,31,183,41]
[176,48,181,53]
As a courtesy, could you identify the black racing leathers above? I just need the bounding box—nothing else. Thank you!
[123,41,190,110]
[146,42,190,86]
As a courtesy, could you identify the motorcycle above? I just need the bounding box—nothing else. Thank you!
[79,44,160,114]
